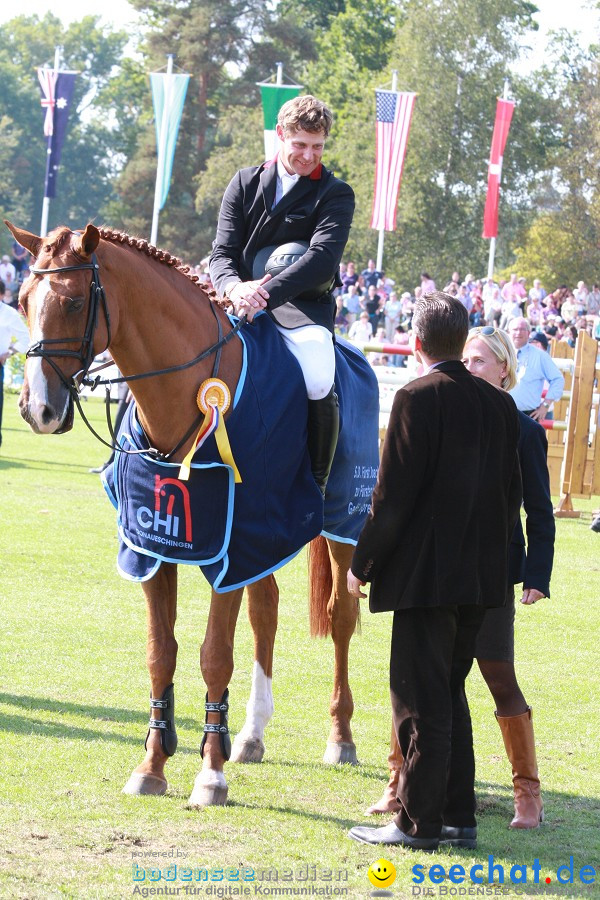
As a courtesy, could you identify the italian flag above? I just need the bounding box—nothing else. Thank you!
[260,84,301,160]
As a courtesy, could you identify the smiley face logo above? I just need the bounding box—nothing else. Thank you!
[368,857,397,888]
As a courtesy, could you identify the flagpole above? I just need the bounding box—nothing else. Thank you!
[486,79,510,280]
[40,46,61,237]
[376,69,397,273]
[150,54,174,248]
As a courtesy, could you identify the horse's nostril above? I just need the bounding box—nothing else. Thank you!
[40,404,56,425]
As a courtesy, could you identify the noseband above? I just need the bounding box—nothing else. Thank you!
[28,256,110,389]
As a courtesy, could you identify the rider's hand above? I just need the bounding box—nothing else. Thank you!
[229,275,271,321]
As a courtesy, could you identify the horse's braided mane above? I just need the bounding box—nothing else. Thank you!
[43,224,221,304]
[97,227,220,302]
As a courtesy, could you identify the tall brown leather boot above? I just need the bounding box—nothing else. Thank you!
[365,725,403,815]
[496,707,544,829]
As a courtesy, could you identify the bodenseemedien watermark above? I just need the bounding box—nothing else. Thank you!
[132,865,350,896]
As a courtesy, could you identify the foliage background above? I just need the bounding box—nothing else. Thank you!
[0,0,599,286]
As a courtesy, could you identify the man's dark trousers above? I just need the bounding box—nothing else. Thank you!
[390,604,486,839]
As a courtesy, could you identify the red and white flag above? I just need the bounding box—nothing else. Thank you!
[482,98,515,239]
[371,90,416,232]
[38,67,59,137]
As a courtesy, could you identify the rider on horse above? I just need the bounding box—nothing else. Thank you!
[209,94,355,496]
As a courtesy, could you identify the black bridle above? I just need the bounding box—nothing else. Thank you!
[28,257,110,388]
[27,255,245,460]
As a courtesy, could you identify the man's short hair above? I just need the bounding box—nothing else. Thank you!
[412,291,469,360]
[277,95,333,137]
[508,317,531,332]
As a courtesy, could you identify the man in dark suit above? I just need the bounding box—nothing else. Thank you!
[346,293,522,850]
[209,95,355,494]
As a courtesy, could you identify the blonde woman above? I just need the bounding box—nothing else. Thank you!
[367,326,554,840]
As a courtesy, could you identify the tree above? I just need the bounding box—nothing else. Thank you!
[359,0,549,288]
[507,213,594,289]
[0,117,33,256]
[0,14,134,236]
[195,105,264,258]
[113,0,290,258]
[510,34,600,287]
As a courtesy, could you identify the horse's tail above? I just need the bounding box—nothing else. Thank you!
[308,535,332,637]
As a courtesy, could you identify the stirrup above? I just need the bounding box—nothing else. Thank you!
[145,683,178,757]
[200,689,231,761]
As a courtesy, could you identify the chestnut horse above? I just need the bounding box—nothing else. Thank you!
[7,221,362,807]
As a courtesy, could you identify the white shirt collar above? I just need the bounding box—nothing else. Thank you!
[277,157,299,185]
[425,360,452,374]
[274,158,300,207]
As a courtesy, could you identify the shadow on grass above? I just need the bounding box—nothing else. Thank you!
[0,456,27,470]
[475,779,600,828]
[252,756,397,783]
[163,786,600,868]
[0,453,95,472]
[0,692,197,727]
[0,692,203,751]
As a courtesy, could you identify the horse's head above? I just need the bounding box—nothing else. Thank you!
[5,221,106,434]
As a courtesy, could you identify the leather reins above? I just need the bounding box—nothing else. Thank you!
[27,255,245,461]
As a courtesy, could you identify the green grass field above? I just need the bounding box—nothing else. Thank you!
[0,394,598,900]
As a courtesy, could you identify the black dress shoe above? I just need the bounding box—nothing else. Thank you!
[348,822,439,851]
[439,825,477,848]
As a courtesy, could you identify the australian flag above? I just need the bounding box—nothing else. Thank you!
[38,67,77,199]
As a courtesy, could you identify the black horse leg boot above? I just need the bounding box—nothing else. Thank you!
[307,385,340,497]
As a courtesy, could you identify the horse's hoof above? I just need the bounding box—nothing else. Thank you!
[122,772,168,796]
[188,771,228,808]
[230,735,265,763]
[323,741,358,766]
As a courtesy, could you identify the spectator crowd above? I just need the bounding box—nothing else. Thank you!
[334,260,600,363]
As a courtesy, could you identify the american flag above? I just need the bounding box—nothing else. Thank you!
[38,67,59,136]
[371,90,416,232]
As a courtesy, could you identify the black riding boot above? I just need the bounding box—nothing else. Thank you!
[307,386,340,497]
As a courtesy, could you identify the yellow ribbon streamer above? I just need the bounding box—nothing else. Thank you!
[178,379,242,484]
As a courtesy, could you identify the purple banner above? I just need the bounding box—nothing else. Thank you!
[42,72,77,199]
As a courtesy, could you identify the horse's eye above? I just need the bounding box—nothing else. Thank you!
[67,296,86,314]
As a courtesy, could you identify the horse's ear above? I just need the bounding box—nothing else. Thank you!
[73,224,100,259]
[4,220,42,257]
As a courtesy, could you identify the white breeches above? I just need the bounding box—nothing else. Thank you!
[275,323,335,400]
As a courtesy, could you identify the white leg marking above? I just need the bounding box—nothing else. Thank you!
[26,278,70,431]
[196,766,227,789]
[188,767,228,807]
[238,661,274,743]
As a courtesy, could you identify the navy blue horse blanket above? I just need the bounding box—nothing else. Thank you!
[103,313,379,593]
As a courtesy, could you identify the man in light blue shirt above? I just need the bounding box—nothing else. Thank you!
[507,318,564,420]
